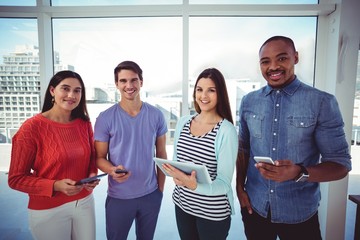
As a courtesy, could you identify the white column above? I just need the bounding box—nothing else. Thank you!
[316,0,360,239]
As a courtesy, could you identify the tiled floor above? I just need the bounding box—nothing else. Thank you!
[0,171,359,240]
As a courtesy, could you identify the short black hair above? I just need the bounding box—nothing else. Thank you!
[259,36,296,53]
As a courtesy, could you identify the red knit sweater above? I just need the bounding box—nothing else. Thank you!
[8,114,98,210]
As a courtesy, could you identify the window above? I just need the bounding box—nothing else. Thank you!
[52,15,316,143]
[0,18,38,141]
[53,17,182,143]
[189,16,316,126]
[0,2,324,161]
[0,0,36,6]
[190,0,317,3]
[51,0,181,6]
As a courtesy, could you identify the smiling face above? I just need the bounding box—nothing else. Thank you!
[50,77,82,112]
[115,69,143,101]
[195,77,218,113]
[259,39,299,88]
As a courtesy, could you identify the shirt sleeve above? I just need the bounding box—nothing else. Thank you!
[194,121,238,195]
[315,94,352,170]
[94,112,110,142]
[8,121,55,197]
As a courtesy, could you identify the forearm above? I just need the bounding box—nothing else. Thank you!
[156,167,166,192]
[156,150,167,192]
[307,161,349,182]
[236,151,249,192]
[96,157,115,174]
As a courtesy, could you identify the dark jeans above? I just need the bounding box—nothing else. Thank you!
[175,205,231,240]
[105,189,163,240]
[241,207,322,240]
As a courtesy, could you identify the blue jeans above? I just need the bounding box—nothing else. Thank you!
[105,189,163,240]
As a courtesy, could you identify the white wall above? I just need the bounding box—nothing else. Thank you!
[317,0,360,239]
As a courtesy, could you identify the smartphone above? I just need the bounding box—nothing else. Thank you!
[115,169,128,174]
[75,173,107,185]
[254,156,275,165]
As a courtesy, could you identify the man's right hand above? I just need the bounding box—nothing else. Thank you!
[236,186,253,214]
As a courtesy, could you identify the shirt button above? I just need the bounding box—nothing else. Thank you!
[276,104,279,107]
[274,119,278,122]
[276,90,280,94]
[273,133,276,136]
[253,115,256,118]
[270,189,274,193]
[272,148,276,151]
[300,122,304,126]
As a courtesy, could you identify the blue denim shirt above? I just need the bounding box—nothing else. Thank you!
[239,78,352,224]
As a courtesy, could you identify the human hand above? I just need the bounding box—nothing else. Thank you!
[83,173,100,191]
[236,187,253,214]
[163,163,197,190]
[53,179,83,196]
[110,165,131,183]
[255,159,299,182]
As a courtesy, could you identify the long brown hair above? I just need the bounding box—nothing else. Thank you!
[193,68,233,124]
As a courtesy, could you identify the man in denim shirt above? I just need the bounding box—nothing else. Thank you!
[236,36,352,240]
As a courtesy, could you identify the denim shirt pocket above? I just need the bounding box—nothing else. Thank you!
[287,116,316,145]
[246,113,264,139]
[288,116,316,128]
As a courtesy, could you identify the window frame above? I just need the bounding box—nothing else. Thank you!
[0,2,335,115]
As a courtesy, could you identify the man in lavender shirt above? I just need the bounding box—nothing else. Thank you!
[94,60,167,240]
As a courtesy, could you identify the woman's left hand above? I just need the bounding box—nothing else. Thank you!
[83,173,100,191]
[163,163,197,190]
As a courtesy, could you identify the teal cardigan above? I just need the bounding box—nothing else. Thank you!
[172,115,239,215]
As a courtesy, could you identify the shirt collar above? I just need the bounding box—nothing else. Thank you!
[264,76,301,96]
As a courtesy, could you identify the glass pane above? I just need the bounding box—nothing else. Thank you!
[0,18,38,143]
[0,0,36,6]
[189,17,317,128]
[51,0,181,6]
[53,17,182,144]
[190,0,318,4]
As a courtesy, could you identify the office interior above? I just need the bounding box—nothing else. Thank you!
[0,0,360,239]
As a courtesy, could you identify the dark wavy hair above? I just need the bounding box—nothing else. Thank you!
[42,70,90,121]
[193,68,233,124]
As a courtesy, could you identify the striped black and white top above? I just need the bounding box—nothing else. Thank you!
[172,118,231,221]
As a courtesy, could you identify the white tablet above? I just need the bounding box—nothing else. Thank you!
[153,157,212,184]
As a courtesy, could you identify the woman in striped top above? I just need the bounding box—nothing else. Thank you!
[163,68,238,240]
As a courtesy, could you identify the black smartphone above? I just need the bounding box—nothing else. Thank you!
[115,169,128,174]
[75,173,107,185]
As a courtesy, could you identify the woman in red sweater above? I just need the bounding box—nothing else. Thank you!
[8,70,99,240]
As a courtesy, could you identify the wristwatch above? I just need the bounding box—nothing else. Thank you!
[295,164,309,182]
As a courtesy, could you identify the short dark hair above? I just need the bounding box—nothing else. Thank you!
[259,35,296,53]
[193,68,233,124]
[42,70,90,121]
[114,61,143,83]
